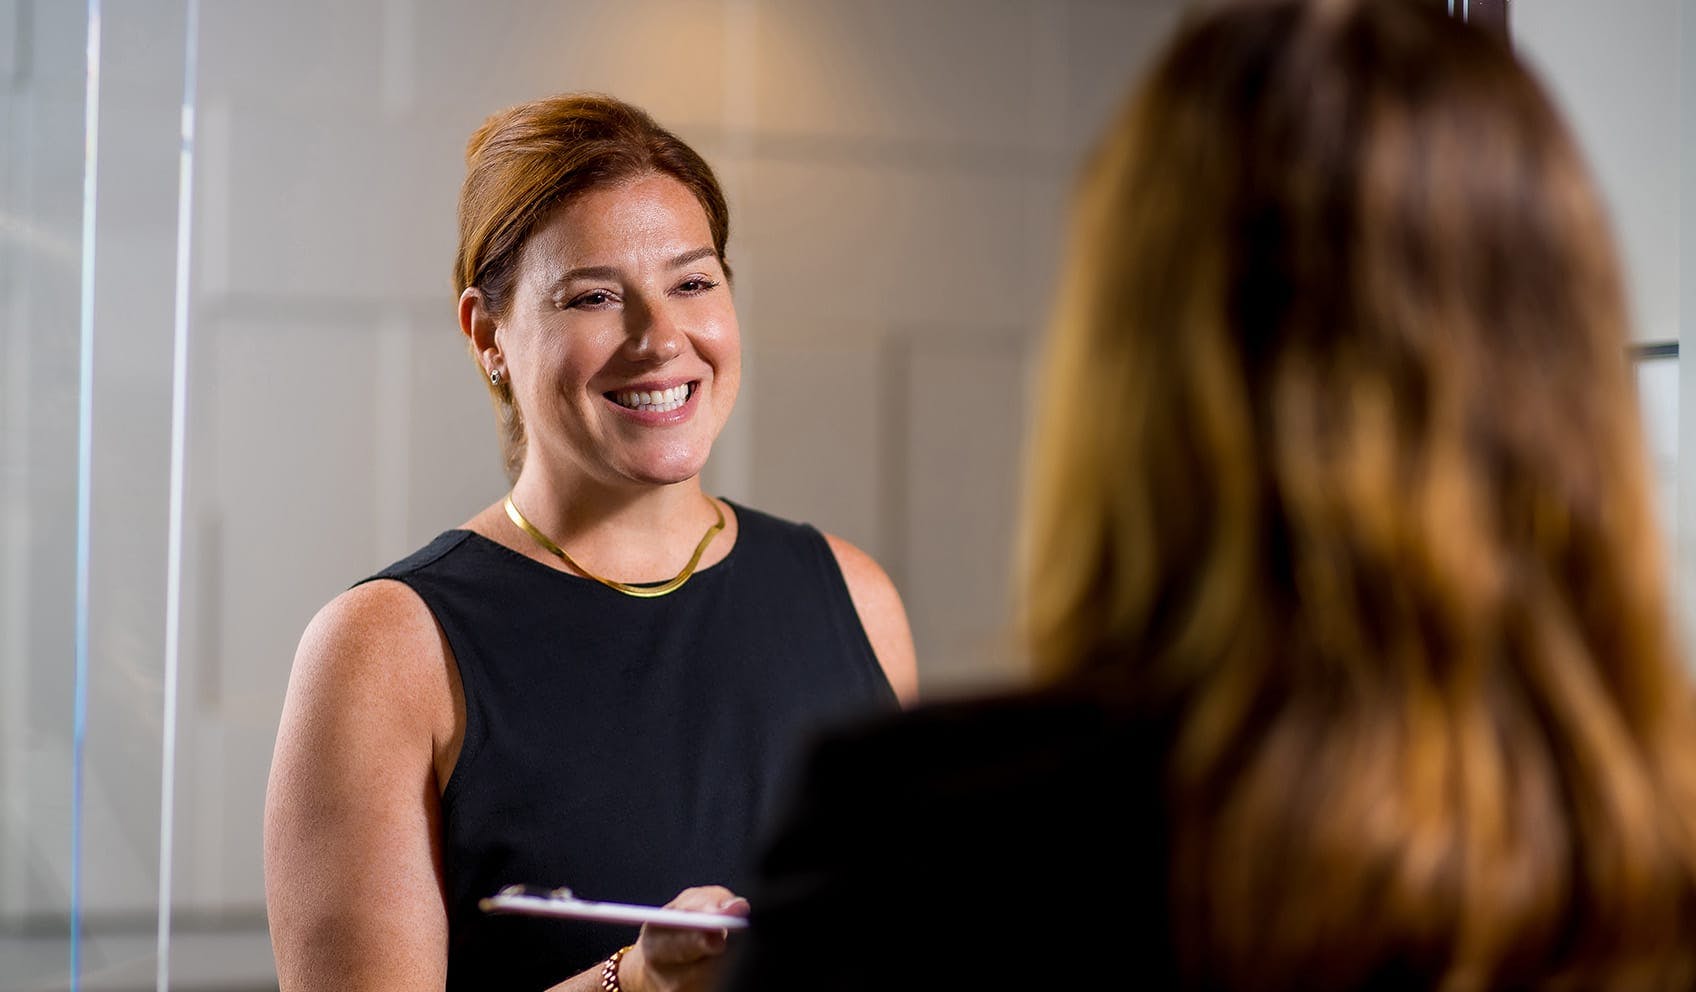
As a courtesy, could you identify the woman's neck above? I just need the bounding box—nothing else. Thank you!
[499,468,730,583]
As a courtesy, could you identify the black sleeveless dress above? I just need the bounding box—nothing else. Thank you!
[363,502,898,991]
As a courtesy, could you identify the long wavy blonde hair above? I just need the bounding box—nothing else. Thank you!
[1021,1,1696,986]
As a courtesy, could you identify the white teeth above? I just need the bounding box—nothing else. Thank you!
[613,383,693,412]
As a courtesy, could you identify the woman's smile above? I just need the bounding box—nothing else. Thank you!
[603,379,701,424]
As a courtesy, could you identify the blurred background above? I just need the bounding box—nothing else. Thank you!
[0,0,1686,988]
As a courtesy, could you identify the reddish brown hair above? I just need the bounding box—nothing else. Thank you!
[454,93,731,479]
[1022,0,1696,986]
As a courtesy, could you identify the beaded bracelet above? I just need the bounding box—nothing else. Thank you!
[600,944,633,991]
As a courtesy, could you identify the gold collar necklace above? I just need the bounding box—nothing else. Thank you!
[502,493,725,599]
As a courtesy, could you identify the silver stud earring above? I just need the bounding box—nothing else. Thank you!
[489,368,502,385]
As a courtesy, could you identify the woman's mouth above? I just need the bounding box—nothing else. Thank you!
[606,381,697,413]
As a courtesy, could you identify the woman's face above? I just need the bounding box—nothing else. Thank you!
[495,173,740,490]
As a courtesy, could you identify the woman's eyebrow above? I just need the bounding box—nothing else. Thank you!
[543,247,717,294]
[667,246,717,269]
[545,266,619,293]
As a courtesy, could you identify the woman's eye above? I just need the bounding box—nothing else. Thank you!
[678,277,719,294]
[566,290,616,309]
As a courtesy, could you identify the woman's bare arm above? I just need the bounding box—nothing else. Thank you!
[264,580,460,990]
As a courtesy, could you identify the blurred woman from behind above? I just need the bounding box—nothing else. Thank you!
[723,1,1696,987]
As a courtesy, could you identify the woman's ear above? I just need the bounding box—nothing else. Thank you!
[460,287,503,379]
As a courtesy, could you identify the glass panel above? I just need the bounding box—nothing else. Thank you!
[75,1,198,986]
[73,0,195,988]
[1,0,205,988]
[0,1,93,988]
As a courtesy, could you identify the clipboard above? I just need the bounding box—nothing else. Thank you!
[479,885,750,931]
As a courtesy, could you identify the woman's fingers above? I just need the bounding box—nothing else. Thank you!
[664,885,745,913]
[640,886,750,965]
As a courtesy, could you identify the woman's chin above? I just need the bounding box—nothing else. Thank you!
[621,452,713,489]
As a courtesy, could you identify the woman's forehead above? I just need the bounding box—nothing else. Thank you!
[522,176,714,274]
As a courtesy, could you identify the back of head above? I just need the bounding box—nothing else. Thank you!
[1023,0,1696,986]
[453,93,730,480]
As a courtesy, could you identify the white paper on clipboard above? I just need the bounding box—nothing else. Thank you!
[479,886,750,931]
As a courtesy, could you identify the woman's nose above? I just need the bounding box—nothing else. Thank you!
[624,301,685,363]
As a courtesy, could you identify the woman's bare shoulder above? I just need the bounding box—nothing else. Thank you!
[285,579,457,740]
[822,533,919,706]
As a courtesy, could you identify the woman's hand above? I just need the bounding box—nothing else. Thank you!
[619,886,750,992]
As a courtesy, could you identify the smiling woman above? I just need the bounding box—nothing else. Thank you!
[261,94,918,992]
[472,174,740,496]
